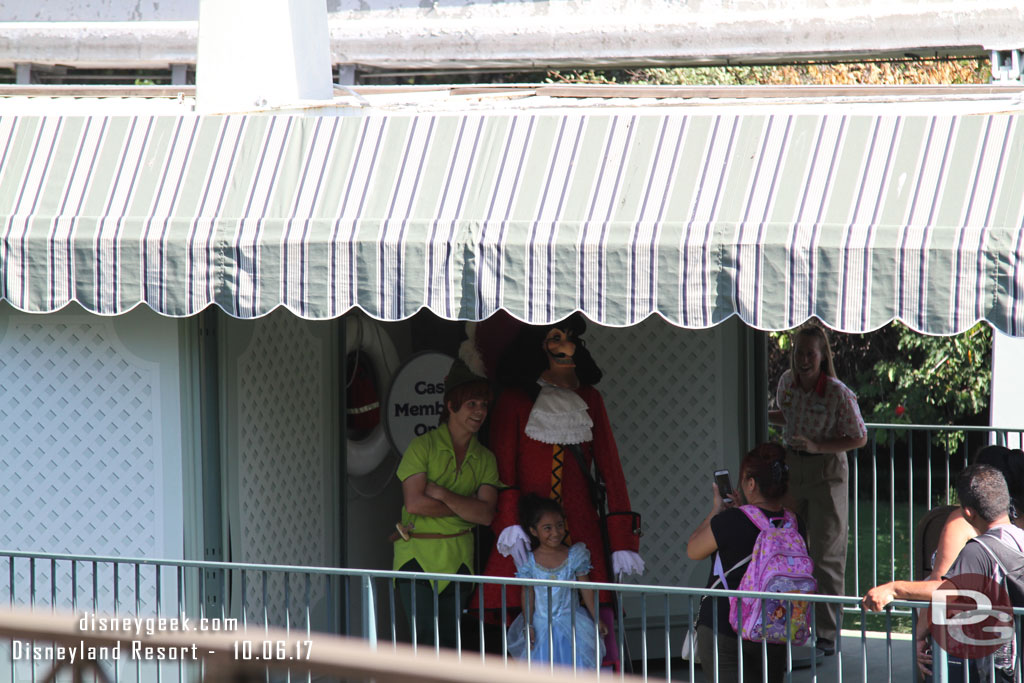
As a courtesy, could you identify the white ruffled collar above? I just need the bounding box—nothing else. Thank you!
[524,379,593,445]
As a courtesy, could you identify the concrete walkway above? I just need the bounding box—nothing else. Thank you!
[644,630,917,682]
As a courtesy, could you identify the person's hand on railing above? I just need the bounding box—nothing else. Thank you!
[497,524,531,566]
[862,582,897,611]
[611,550,645,577]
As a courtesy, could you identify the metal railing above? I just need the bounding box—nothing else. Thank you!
[847,424,1024,608]
[3,423,1023,681]
[0,548,1009,683]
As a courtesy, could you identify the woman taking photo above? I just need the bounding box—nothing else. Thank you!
[687,443,805,683]
[768,323,866,654]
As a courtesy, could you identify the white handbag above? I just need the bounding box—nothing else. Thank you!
[680,627,700,663]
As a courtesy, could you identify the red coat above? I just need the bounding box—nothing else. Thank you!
[477,384,640,610]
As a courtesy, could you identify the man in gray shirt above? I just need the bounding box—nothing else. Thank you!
[865,464,1024,682]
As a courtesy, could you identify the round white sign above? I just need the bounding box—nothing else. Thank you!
[385,352,454,456]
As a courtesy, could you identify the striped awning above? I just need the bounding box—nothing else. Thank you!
[1,111,1022,334]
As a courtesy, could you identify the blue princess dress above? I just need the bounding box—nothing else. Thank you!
[507,543,605,669]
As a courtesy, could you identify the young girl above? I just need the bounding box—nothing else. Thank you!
[506,494,608,669]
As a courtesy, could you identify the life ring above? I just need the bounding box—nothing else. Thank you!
[345,315,399,477]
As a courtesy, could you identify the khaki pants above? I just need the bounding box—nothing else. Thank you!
[785,450,848,643]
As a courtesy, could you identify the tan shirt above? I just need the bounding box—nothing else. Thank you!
[776,370,866,447]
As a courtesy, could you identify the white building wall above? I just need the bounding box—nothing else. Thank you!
[1,0,1019,70]
[581,316,753,656]
[220,309,340,631]
[991,330,1024,449]
[0,303,190,611]
[196,0,332,113]
[2,0,197,21]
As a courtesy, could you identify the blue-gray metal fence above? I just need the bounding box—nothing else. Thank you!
[848,424,1024,606]
[0,550,1017,683]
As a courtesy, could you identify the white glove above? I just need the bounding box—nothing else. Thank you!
[612,550,645,577]
[497,525,531,567]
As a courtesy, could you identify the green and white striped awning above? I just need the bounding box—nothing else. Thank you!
[1,112,1022,334]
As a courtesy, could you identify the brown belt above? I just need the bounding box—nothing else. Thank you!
[388,523,472,543]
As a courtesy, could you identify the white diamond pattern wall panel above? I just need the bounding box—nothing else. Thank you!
[236,310,329,628]
[585,318,724,589]
[0,308,182,615]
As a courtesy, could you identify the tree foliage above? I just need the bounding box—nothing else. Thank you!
[546,58,990,87]
[395,56,990,87]
[861,324,991,423]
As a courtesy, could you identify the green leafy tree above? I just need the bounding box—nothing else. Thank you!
[398,57,989,87]
[856,323,991,450]
[543,58,989,87]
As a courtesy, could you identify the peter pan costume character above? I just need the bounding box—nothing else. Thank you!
[392,359,501,650]
[476,314,644,663]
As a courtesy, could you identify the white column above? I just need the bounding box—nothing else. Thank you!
[196,0,333,114]
[991,329,1024,448]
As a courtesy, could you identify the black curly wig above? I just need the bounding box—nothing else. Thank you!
[496,313,603,401]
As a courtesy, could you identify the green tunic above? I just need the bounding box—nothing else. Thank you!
[393,424,501,589]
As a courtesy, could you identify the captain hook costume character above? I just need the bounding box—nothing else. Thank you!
[466,312,644,665]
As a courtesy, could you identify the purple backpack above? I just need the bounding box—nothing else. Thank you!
[727,506,816,645]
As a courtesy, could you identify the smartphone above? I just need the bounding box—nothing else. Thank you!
[714,469,733,502]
